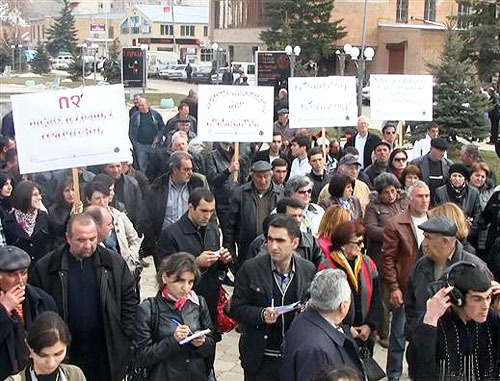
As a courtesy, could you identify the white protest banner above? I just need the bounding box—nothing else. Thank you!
[197,85,274,142]
[370,74,433,121]
[11,84,132,174]
[288,76,357,128]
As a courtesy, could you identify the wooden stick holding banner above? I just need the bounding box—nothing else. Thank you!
[321,127,327,161]
[72,168,81,213]
[397,120,405,148]
[232,142,239,182]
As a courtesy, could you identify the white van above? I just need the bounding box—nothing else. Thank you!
[231,61,256,85]
[54,54,73,70]
[148,51,180,77]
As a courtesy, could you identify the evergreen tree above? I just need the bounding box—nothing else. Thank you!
[46,0,77,57]
[102,40,121,84]
[260,0,346,71]
[459,0,500,83]
[31,43,51,74]
[67,55,84,81]
[428,29,490,142]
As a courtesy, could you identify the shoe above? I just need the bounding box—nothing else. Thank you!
[140,258,150,268]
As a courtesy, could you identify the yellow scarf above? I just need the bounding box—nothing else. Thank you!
[329,250,363,292]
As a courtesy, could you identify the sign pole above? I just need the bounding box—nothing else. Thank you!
[72,168,81,213]
[397,120,405,148]
[232,142,239,182]
[321,127,327,161]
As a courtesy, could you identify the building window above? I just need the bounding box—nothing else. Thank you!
[201,48,213,62]
[457,1,470,29]
[215,0,268,29]
[161,24,173,35]
[180,25,195,37]
[130,16,140,34]
[424,0,436,21]
[141,19,151,33]
[396,0,408,23]
[203,25,208,37]
[120,18,129,34]
[42,25,45,39]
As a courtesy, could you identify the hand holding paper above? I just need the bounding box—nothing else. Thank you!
[179,329,211,345]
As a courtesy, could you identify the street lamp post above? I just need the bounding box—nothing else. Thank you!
[285,45,301,77]
[18,44,22,72]
[343,45,375,116]
[212,42,219,84]
[10,45,15,71]
[335,43,353,76]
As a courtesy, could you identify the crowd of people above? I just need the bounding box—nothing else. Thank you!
[1,86,500,381]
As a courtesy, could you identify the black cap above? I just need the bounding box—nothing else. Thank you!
[0,246,31,272]
[431,138,448,151]
[251,160,272,172]
[277,108,289,114]
[418,216,457,237]
[338,154,362,167]
[449,163,470,181]
[374,141,392,151]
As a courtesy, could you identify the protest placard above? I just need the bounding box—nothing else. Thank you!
[370,74,433,121]
[11,84,132,174]
[197,85,274,143]
[288,76,357,128]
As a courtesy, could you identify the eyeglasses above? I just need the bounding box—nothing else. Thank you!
[393,157,407,162]
[349,239,364,246]
[297,189,312,195]
[385,131,396,135]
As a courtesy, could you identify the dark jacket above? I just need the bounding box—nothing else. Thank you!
[4,210,51,262]
[307,171,331,204]
[404,241,492,340]
[224,182,283,264]
[157,213,222,327]
[164,113,197,137]
[230,254,315,371]
[126,166,150,196]
[0,285,56,380]
[364,161,389,184]
[411,153,452,193]
[128,109,165,143]
[139,173,205,255]
[344,132,381,168]
[146,149,204,182]
[251,149,289,165]
[247,232,323,267]
[482,189,500,251]
[29,245,138,381]
[281,308,365,381]
[205,148,240,213]
[133,294,216,381]
[434,183,481,221]
[115,174,143,228]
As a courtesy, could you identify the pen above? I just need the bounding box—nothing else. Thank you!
[270,297,274,310]
[171,318,193,334]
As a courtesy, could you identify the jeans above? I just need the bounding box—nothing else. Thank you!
[134,141,154,173]
[386,304,406,380]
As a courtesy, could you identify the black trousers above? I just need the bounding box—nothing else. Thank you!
[244,356,282,381]
[490,112,499,142]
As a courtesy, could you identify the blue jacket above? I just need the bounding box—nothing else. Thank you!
[128,109,165,143]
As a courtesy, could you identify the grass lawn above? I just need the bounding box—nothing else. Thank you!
[0,73,81,88]
[136,92,186,108]
[449,147,500,178]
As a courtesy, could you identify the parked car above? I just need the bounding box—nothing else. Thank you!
[159,64,187,80]
[54,53,73,70]
[362,81,370,105]
[192,66,215,84]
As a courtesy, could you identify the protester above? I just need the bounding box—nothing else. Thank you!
[289,135,312,178]
[487,86,500,144]
[307,146,331,204]
[317,221,382,355]
[0,246,57,380]
[400,164,422,191]
[30,214,138,381]
[281,269,365,381]
[121,160,150,196]
[273,108,294,141]
[182,89,198,121]
[411,122,440,160]
[129,93,142,117]
[319,173,363,219]
[48,176,76,249]
[382,181,430,381]
[404,216,491,339]
[274,89,288,121]
[133,253,216,381]
[344,116,381,169]
[253,130,287,164]
[128,97,165,173]
[271,158,288,189]
[433,163,481,222]
[388,148,408,181]
[285,175,324,237]
[326,138,343,174]
[407,263,499,380]
[468,161,495,209]
[364,141,391,184]
[158,188,232,328]
[5,311,86,380]
[140,151,205,266]
[0,171,13,222]
[230,214,315,381]
[381,122,398,149]
[224,160,283,270]
[165,101,197,135]
[4,181,50,262]
[317,205,352,257]
[411,137,452,197]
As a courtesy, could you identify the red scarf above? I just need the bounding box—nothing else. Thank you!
[161,286,199,310]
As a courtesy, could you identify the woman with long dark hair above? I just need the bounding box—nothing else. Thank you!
[0,171,13,222]
[48,177,75,249]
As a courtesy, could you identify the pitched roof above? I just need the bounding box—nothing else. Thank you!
[136,4,208,24]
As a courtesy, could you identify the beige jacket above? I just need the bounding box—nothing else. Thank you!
[5,364,86,381]
[108,206,142,272]
[318,178,370,216]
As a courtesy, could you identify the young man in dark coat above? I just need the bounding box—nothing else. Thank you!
[281,269,365,381]
[29,214,138,381]
[230,214,316,381]
[0,246,56,380]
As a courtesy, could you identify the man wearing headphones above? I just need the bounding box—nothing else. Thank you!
[406,261,500,380]
[404,216,492,339]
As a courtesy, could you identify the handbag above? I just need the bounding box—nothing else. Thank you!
[216,285,238,333]
[359,342,385,381]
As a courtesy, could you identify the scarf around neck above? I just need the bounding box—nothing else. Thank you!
[447,182,467,204]
[329,250,363,292]
[14,209,38,237]
[161,285,199,310]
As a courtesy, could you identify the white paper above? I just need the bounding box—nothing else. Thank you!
[179,328,211,345]
[288,76,358,128]
[11,84,132,174]
[275,301,300,315]
[197,85,274,143]
[370,74,433,121]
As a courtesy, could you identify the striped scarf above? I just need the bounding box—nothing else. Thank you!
[329,250,363,292]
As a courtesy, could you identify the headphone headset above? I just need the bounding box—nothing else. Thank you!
[444,261,477,307]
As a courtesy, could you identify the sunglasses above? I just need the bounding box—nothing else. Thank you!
[349,240,364,247]
[384,131,396,135]
[394,157,407,162]
[297,189,312,195]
